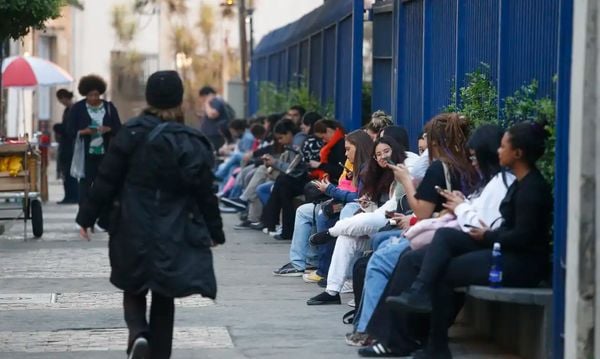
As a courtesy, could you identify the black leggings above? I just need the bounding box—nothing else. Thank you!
[124,290,175,359]
[262,174,307,238]
[419,228,546,349]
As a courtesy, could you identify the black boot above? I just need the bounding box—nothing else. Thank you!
[412,346,452,359]
[386,280,432,313]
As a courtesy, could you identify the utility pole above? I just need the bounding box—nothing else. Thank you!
[237,0,248,117]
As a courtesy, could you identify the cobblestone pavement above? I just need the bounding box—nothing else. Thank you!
[0,170,517,358]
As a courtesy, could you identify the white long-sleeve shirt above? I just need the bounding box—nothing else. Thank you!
[455,172,515,231]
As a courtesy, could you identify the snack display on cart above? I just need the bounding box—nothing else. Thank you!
[0,141,43,239]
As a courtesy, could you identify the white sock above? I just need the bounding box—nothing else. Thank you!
[326,290,338,296]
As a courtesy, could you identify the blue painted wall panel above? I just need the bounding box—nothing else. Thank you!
[499,0,560,99]
[423,0,457,121]
[336,16,353,126]
[299,40,310,81]
[456,0,499,89]
[288,44,299,85]
[323,26,336,105]
[396,0,424,150]
[310,33,324,101]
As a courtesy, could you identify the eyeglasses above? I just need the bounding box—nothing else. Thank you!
[374,148,392,159]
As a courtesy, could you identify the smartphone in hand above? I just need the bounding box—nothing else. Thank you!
[385,211,397,219]
[434,185,445,194]
[384,157,395,166]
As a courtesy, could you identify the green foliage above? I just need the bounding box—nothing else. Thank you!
[451,64,499,128]
[443,65,557,185]
[502,80,557,184]
[0,0,65,41]
[258,80,333,118]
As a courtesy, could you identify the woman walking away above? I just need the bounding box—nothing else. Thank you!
[76,71,225,359]
[67,74,121,229]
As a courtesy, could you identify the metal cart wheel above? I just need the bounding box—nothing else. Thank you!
[30,199,43,238]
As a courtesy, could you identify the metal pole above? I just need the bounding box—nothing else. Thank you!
[238,0,249,117]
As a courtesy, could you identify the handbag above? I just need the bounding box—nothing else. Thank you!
[303,181,328,203]
[321,198,344,218]
[70,133,86,179]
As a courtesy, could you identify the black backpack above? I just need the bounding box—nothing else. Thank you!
[140,118,214,193]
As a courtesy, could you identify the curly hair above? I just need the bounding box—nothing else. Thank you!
[78,74,107,96]
[426,112,478,193]
[360,136,406,203]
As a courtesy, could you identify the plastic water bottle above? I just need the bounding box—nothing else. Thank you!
[489,242,503,288]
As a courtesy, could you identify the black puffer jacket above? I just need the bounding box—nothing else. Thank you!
[76,115,224,299]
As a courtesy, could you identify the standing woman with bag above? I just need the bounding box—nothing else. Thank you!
[77,71,224,359]
[68,74,121,228]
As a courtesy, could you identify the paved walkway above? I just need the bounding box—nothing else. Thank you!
[0,171,517,358]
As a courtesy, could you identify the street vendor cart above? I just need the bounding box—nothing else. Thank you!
[0,142,43,239]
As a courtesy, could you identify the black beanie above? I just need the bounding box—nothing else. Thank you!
[145,71,184,109]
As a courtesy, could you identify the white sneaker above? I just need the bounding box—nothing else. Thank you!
[262,228,269,234]
[347,299,356,307]
[341,280,353,294]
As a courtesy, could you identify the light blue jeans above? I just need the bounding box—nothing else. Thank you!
[354,236,411,333]
[214,152,243,182]
[256,181,273,205]
[289,203,320,270]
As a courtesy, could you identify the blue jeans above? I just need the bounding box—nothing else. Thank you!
[371,230,403,251]
[289,203,320,270]
[316,202,361,277]
[354,236,410,333]
[256,181,273,205]
[214,152,243,182]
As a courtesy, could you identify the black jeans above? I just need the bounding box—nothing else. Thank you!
[367,248,430,353]
[417,228,547,349]
[78,154,110,228]
[78,154,103,207]
[262,174,307,239]
[124,290,175,359]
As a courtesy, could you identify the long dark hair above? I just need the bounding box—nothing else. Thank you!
[360,136,406,202]
[467,124,504,188]
[426,112,478,193]
[345,130,374,187]
[273,118,299,135]
[506,121,548,168]
[302,112,323,135]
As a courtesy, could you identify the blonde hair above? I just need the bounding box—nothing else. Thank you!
[143,106,184,123]
[366,110,393,133]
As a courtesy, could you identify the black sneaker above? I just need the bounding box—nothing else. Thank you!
[249,222,264,230]
[358,343,400,357]
[128,336,149,359]
[309,230,335,246]
[273,263,304,277]
[273,234,291,241]
[318,277,327,288]
[307,291,341,305]
[386,282,432,313]
[233,220,252,230]
[221,197,247,210]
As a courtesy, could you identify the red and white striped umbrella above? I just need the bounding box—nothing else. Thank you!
[1,55,73,88]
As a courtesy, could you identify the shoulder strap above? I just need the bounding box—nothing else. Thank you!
[442,162,452,192]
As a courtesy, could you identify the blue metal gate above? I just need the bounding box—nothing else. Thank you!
[249,0,364,131]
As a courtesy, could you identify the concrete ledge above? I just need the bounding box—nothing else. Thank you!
[465,286,553,306]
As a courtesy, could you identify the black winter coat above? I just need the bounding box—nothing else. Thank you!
[76,115,225,299]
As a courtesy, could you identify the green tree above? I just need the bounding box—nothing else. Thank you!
[0,0,67,132]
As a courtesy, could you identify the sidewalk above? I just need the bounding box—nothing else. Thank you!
[0,168,517,358]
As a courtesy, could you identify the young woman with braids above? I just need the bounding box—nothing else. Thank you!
[389,113,478,226]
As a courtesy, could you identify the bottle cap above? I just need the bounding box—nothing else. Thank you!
[493,242,501,251]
